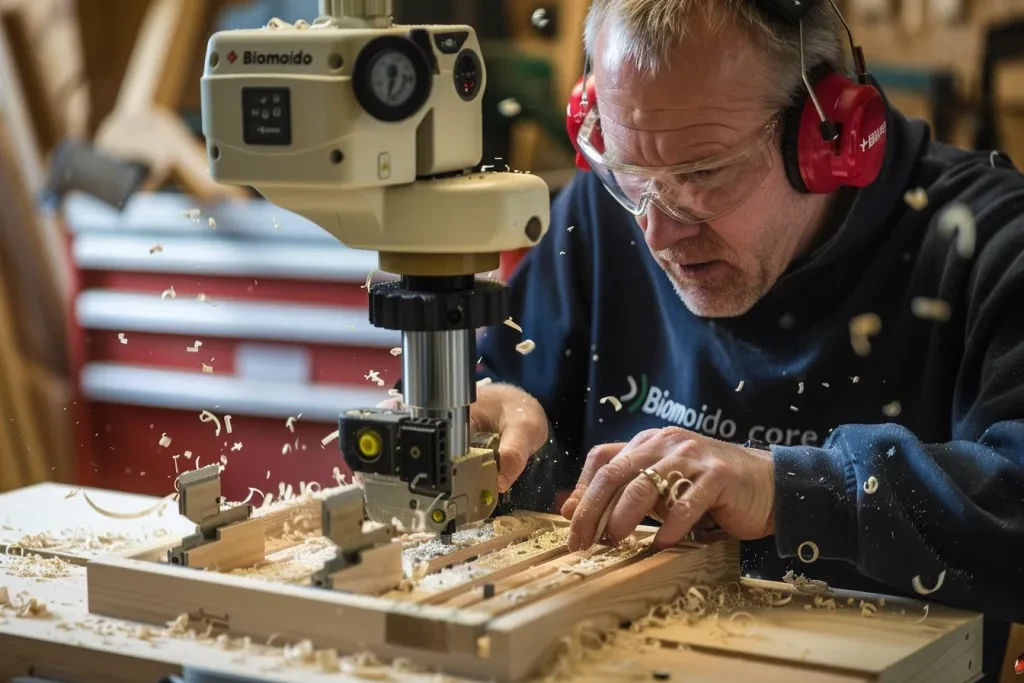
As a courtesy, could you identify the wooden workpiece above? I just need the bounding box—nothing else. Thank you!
[1,483,985,683]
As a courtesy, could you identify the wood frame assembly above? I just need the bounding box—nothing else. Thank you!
[86,503,740,682]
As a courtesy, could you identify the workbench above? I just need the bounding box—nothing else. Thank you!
[0,483,983,683]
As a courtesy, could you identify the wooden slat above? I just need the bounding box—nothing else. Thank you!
[442,548,594,610]
[85,555,500,680]
[649,578,983,683]
[417,544,569,606]
[485,538,741,682]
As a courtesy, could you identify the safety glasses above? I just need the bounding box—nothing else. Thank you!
[576,102,779,224]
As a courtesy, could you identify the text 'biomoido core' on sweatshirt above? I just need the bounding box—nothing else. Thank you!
[478,105,1024,628]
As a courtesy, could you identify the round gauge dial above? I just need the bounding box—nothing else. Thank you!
[353,36,433,122]
[369,50,418,108]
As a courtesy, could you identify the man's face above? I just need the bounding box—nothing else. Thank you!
[593,18,831,318]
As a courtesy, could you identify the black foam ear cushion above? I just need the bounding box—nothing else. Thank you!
[781,97,809,194]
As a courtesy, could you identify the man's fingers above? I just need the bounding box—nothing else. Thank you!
[560,443,623,519]
[561,430,660,519]
[650,476,717,551]
[376,398,402,410]
[566,444,662,552]
[604,460,678,545]
[495,428,537,493]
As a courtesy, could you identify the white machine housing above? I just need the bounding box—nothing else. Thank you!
[201,18,549,258]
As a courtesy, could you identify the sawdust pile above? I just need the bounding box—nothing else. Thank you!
[7,528,173,558]
[0,552,77,579]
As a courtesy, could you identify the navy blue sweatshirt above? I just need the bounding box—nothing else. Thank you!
[479,106,1024,671]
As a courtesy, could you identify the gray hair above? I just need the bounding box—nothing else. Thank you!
[583,0,849,111]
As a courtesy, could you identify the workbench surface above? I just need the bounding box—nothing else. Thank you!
[0,484,984,683]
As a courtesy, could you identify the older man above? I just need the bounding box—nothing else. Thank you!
[468,0,1024,675]
[469,0,1024,677]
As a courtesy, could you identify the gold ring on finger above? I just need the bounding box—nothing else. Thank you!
[640,467,669,496]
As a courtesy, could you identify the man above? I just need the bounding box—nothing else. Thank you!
[468,0,1024,677]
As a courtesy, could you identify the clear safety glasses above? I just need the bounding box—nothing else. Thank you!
[576,103,779,224]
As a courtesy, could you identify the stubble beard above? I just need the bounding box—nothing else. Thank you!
[656,245,774,319]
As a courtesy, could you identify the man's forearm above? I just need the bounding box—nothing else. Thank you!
[773,421,1024,622]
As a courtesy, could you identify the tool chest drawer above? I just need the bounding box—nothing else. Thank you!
[66,193,399,500]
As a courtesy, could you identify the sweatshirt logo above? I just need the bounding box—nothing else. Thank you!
[617,374,822,446]
[860,121,887,152]
[639,383,739,439]
[243,50,313,66]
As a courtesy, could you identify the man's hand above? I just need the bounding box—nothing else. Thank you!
[560,428,775,552]
[380,383,548,493]
[470,383,549,493]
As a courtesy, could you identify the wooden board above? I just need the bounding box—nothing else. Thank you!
[0,484,986,683]
[85,501,741,681]
[646,578,983,683]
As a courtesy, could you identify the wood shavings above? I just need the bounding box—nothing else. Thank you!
[790,405,799,412]
[782,570,831,595]
[149,244,163,254]
[82,492,168,519]
[849,313,882,357]
[882,401,902,417]
[64,489,79,500]
[187,340,202,353]
[477,377,492,388]
[599,396,622,411]
[320,430,340,447]
[182,209,201,222]
[118,332,128,344]
[158,433,172,447]
[863,476,879,494]
[735,381,744,392]
[911,297,951,322]
[516,339,536,355]
[317,648,341,672]
[937,203,976,259]
[200,410,222,436]
[15,597,50,618]
[197,293,210,303]
[721,611,757,636]
[390,347,402,356]
[504,317,523,333]
[912,604,930,624]
[364,370,385,386]
[286,415,299,432]
[798,382,804,394]
[224,415,233,434]
[851,376,860,383]
[283,639,316,664]
[860,600,878,618]
[331,467,347,486]
[282,444,292,455]
[161,287,176,300]
[797,541,819,564]
[231,442,242,451]
[220,455,228,466]
[183,450,193,459]
[911,570,945,595]
[202,363,214,373]
[0,586,8,606]
[903,188,929,210]
[361,270,376,290]
[208,217,217,229]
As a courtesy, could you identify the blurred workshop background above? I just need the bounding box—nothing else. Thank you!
[0,0,1022,500]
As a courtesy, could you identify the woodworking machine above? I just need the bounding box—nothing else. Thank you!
[201,0,550,539]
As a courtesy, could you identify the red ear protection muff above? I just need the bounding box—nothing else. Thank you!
[566,75,597,171]
[566,68,886,194]
[782,70,887,194]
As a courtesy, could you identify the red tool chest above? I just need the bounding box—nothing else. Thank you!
[66,193,401,501]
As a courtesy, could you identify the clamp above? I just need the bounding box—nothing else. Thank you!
[167,465,265,571]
